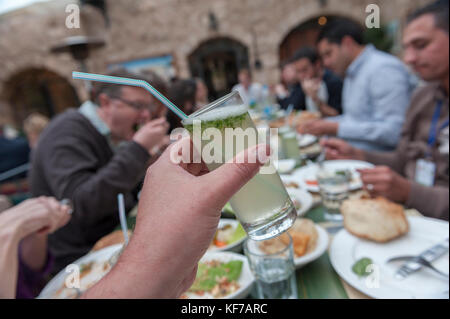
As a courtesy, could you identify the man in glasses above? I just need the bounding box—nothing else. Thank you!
[30,68,169,273]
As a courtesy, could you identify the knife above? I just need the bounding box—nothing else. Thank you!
[394,238,449,280]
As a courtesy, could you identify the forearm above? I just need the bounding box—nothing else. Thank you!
[81,236,186,299]
[0,226,21,299]
[337,120,402,149]
[406,183,449,221]
[19,233,48,272]
[362,150,404,173]
[317,101,339,117]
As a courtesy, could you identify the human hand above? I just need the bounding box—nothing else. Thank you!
[150,135,171,157]
[9,197,71,239]
[358,166,411,203]
[274,84,289,98]
[154,101,168,118]
[98,138,270,299]
[302,78,320,100]
[320,138,365,160]
[133,117,169,153]
[297,120,338,136]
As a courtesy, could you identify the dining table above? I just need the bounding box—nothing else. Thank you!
[294,202,423,299]
[120,110,429,299]
[123,194,424,300]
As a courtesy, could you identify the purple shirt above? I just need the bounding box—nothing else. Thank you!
[16,245,53,299]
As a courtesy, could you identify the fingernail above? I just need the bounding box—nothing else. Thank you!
[256,144,271,164]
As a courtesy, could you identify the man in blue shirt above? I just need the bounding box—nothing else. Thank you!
[298,18,414,151]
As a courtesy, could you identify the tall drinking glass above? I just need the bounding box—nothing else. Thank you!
[182,91,297,240]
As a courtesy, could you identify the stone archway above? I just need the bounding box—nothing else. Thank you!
[188,37,250,100]
[279,15,361,63]
[2,68,80,127]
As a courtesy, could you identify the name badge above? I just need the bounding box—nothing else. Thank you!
[415,159,436,187]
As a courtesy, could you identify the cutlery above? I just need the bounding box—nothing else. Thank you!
[387,238,449,280]
[285,104,294,127]
[108,193,128,266]
[326,225,344,235]
[389,256,448,279]
[316,149,326,169]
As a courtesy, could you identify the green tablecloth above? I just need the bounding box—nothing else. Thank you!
[296,206,349,299]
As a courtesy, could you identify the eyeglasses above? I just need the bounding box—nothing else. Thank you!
[111,96,158,113]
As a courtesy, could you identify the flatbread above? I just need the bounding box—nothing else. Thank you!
[341,197,409,243]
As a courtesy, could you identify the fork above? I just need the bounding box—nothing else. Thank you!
[387,256,449,279]
[316,148,326,168]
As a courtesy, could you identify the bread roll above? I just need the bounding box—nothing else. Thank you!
[341,197,409,243]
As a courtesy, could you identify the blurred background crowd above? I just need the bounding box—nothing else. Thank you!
[0,0,433,200]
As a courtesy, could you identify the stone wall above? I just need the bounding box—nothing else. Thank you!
[0,0,431,126]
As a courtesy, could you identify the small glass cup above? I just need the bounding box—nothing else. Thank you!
[317,168,349,222]
[244,233,298,299]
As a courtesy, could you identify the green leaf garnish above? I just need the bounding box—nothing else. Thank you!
[227,223,246,244]
[184,113,247,134]
[189,260,243,292]
[352,257,373,277]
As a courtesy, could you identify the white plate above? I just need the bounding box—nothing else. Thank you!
[329,216,449,299]
[292,160,374,192]
[273,159,296,174]
[39,244,122,299]
[183,251,255,299]
[294,223,329,269]
[287,188,313,217]
[297,134,318,148]
[208,219,247,253]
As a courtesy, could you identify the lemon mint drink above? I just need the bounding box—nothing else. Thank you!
[182,91,296,240]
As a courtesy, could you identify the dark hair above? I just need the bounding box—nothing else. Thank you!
[167,79,197,129]
[168,79,197,109]
[93,67,167,103]
[317,18,365,45]
[290,46,320,64]
[407,0,449,33]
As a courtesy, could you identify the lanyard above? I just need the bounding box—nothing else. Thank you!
[427,100,449,149]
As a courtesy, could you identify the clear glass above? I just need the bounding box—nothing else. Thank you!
[244,233,298,299]
[182,91,296,240]
[317,168,349,222]
[280,130,300,160]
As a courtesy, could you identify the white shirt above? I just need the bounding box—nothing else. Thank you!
[232,83,264,106]
[305,81,328,113]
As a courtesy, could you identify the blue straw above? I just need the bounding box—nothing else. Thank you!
[72,71,188,120]
[117,193,129,246]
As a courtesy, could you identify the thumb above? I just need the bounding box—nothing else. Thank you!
[201,144,270,204]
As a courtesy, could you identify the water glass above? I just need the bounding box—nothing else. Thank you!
[317,169,349,222]
[244,233,298,299]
